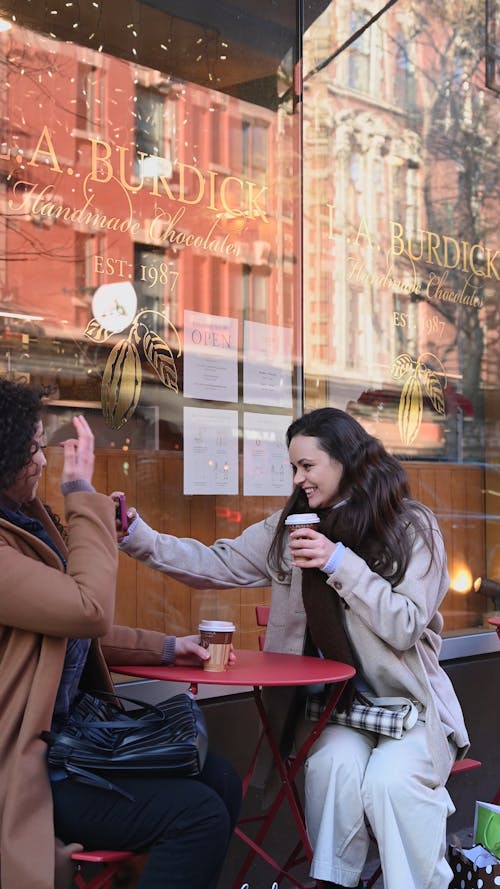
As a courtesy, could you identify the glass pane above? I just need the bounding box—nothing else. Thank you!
[0,0,304,643]
[302,0,500,636]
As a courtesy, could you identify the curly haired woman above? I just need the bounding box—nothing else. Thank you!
[0,378,240,889]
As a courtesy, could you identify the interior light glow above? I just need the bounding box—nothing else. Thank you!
[449,567,473,594]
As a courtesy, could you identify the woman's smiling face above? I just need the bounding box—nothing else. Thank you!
[288,434,344,509]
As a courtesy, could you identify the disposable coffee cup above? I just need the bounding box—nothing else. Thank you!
[285,513,320,533]
[285,514,320,564]
[198,620,235,672]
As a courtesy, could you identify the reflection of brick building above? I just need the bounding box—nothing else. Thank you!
[302,0,499,460]
[0,23,297,414]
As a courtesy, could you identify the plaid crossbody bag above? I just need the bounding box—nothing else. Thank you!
[305,689,420,739]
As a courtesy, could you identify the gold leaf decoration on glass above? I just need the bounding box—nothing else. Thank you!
[399,373,423,445]
[83,318,115,343]
[418,360,446,415]
[390,353,414,381]
[101,339,142,429]
[390,353,447,447]
[85,306,182,429]
[137,322,179,393]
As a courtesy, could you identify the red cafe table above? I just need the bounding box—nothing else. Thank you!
[112,649,355,889]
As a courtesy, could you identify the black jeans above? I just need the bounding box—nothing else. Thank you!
[52,751,242,889]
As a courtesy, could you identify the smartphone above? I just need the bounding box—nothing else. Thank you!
[115,494,129,532]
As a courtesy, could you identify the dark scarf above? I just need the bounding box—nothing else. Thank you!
[300,508,359,712]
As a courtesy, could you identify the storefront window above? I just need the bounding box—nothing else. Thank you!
[0,0,498,645]
[303,0,500,635]
[0,0,308,643]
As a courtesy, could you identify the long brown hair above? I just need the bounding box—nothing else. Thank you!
[268,407,436,586]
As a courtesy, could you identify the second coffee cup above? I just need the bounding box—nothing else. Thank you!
[198,620,235,671]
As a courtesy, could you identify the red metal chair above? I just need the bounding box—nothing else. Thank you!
[256,603,270,651]
[71,849,135,889]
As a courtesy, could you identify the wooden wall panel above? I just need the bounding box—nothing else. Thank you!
[406,463,486,632]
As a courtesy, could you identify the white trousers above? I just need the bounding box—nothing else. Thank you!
[303,723,455,889]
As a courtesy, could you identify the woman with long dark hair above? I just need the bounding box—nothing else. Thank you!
[0,378,240,889]
[120,406,469,889]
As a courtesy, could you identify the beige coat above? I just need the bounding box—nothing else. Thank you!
[122,507,470,785]
[0,493,167,889]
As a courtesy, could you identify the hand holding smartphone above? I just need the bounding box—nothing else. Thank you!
[115,494,129,532]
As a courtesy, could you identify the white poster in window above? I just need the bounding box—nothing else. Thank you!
[183,407,239,495]
[183,310,238,402]
[243,412,292,496]
[243,321,293,407]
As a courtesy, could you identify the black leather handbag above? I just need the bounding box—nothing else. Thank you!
[42,690,208,799]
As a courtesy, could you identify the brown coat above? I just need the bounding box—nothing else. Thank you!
[0,493,167,889]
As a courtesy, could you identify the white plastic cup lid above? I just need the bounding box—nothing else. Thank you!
[198,620,236,632]
[285,513,320,526]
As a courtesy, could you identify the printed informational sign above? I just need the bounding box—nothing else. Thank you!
[183,406,239,495]
[243,412,292,496]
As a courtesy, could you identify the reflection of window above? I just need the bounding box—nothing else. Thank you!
[242,120,269,186]
[76,64,103,133]
[135,87,174,178]
[75,233,104,298]
[251,123,269,184]
[252,272,268,323]
[346,287,364,369]
[134,244,166,325]
[347,151,365,218]
[242,266,269,324]
[72,234,105,329]
[192,105,206,166]
[394,30,417,110]
[348,10,371,92]
[392,160,419,238]
[210,104,226,167]
[393,293,409,354]
[229,115,243,173]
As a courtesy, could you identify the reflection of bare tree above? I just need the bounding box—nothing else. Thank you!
[0,31,88,265]
[402,1,499,424]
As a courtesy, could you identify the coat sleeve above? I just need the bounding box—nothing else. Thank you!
[0,492,118,637]
[328,515,449,651]
[100,624,166,665]
[120,513,279,589]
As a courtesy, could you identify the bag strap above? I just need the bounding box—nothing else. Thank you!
[86,688,172,715]
[357,693,419,731]
[68,689,173,729]
[64,763,135,800]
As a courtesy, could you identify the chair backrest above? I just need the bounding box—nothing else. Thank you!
[256,604,270,651]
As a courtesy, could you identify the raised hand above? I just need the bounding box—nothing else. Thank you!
[60,415,95,486]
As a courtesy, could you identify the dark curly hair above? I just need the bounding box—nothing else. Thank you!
[0,378,47,491]
[268,407,435,586]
